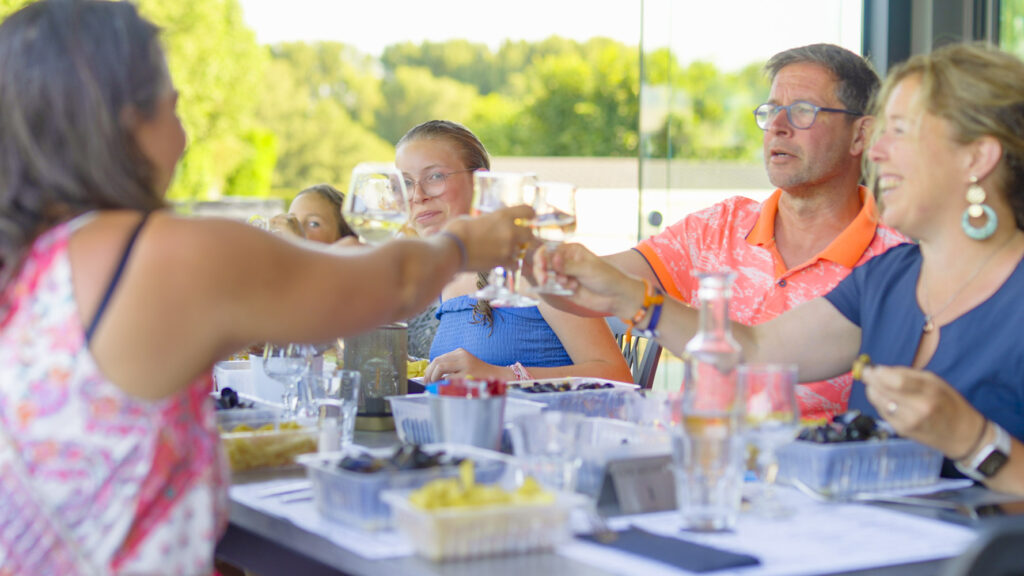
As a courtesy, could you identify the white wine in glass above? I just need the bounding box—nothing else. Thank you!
[532,181,577,295]
[472,171,538,307]
[343,163,409,244]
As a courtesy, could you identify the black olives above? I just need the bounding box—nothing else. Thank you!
[214,387,253,410]
[797,410,896,443]
[508,380,616,393]
[336,445,464,474]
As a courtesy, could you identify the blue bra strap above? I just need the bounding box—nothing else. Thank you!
[85,212,151,344]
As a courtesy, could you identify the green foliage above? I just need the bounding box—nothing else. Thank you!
[137,0,267,200]
[224,128,278,197]
[1002,0,1024,58]
[0,3,768,198]
[0,0,31,18]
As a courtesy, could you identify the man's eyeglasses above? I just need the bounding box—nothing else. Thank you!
[753,100,862,130]
[403,169,476,197]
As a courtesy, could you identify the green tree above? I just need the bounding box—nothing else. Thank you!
[255,57,393,195]
[137,0,268,200]
[376,65,480,144]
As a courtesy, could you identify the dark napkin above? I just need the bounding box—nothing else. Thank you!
[579,527,760,573]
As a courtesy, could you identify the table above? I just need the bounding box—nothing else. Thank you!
[215,431,1010,576]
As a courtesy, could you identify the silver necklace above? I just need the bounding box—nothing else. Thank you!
[921,233,1018,333]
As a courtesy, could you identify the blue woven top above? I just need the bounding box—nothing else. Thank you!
[428,295,573,367]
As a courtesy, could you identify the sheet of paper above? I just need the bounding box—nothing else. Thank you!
[230,480,414,560]
[560,487,979,576]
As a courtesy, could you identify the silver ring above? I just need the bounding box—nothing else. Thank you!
[886,401,898,415]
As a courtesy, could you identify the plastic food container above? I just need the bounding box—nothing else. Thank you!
[297,444,512,531]
[507,378,639,419]
[574,418,672,498]
[381,490,581,561]
[776,438,943,496]
[217,399,318,474]
[388,394,544,445]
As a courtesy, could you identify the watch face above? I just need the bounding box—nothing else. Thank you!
[978,450,1010,477]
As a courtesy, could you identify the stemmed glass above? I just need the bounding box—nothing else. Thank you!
[531,181,577,295]
[263,343,313,418]
[740,363,800,518]
[342,163,409,244]
[472,171,538,307]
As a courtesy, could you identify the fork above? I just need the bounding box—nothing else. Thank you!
[790,478,973,515]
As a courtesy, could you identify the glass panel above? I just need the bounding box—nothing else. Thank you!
[639,0,863,390]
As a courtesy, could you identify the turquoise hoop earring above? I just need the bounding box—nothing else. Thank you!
[962,204,998,240]
[962,176,997,241]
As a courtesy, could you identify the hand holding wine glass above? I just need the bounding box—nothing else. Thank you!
[342,163,409,244]
[472,171,538,307]
[531,181,577,295]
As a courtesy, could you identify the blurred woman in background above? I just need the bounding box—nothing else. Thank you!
[274,183,357,244]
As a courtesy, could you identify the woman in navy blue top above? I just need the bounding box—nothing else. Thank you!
[396,120,631,384]
[538,44,1024,495]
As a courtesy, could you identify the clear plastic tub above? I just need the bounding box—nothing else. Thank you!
[776,438,943,496]
[507,378,639,419]
[297,444,512,531]
[388,394,544,445]
[381,490,582,561]
[574,418,672,498]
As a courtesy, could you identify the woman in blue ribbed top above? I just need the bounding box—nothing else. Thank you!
[397,120,631,384]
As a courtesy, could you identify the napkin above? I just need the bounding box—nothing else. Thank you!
[579,527,760,573]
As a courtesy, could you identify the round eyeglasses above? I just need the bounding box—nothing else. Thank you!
[403,168,476,198]
[753,100,862,130]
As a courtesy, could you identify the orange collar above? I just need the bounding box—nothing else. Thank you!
[746,186,879,270]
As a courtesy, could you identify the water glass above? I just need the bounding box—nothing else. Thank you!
[508,411,584,491]
[740,363,799,518]
[673,366,746,532]
[312,369,360,451]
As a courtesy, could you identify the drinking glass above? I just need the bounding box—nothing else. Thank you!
[310,369,360,452]
[247,214,269,230]
[472,171,538,307]
[740,363,800,518]
[508,411,584,491]
[262,343,312,418]
[342,163,409,244]
[531,181,577,295]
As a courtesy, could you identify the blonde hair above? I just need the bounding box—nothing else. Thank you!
[872,42,1024,230]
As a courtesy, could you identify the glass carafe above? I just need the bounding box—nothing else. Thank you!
[675,271,745,532]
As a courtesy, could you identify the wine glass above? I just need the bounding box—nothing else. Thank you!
[262,343,313,418]
[472,171,538,308]
[247,214,269,230]
[740,363,800,518]
[342,163,409,244]
[531,181,577,295]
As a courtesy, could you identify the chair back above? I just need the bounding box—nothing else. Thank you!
[606,317,662,389]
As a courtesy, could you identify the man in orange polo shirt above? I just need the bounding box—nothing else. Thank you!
[608,44,908,420]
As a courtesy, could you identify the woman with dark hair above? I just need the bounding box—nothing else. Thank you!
[396,120,631,383]
[0,2,532,572]
[270,183,357,244]
[537,42,1024,495]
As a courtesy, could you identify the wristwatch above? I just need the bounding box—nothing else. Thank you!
[955,421,1011,482]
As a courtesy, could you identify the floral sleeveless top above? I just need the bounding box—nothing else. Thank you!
[0,218,228,575]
